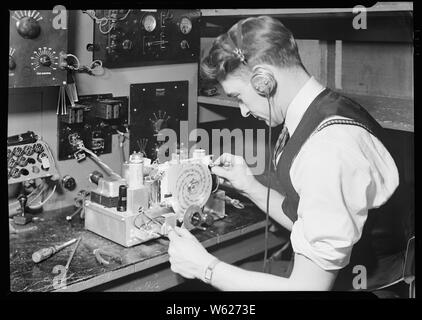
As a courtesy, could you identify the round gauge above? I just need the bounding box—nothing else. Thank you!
[179,17,192,35]
[142,14,156,32]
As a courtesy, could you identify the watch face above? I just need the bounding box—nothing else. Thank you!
[204,268,212,282]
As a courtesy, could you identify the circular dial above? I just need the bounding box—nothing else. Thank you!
[172,162,212,217]
[30,48,59,71]
[142,14,156,32]
[179,17,192,35]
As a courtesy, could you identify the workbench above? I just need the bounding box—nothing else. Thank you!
[9,201,286,292]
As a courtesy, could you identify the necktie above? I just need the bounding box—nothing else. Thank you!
[272,125,290,169]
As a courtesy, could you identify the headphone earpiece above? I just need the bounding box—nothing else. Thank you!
[250,66,277,97]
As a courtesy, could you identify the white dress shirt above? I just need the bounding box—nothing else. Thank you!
[277,77,399,270]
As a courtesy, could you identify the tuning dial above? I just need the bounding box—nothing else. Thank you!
[9,55,16,70]
[39,55,52,67]
[122,39,133,50]
[16,17,41,39]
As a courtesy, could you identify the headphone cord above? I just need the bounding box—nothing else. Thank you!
[263,95,273,273]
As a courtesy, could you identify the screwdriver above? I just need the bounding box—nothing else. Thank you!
[32,238,78,263]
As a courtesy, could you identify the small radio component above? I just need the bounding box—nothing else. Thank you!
[85,150,227,247]
[7,132,58,184]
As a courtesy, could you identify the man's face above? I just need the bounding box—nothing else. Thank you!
[220,73,281,127]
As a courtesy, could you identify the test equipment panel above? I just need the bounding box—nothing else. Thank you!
[92,9,201,68]
[9,8,68,88]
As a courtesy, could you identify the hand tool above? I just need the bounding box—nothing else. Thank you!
[64,236,82,273]
[32,238,78,263]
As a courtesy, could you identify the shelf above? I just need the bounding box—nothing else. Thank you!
[198,85,238,108]
[200,4,413,17]
[198,87,414,132]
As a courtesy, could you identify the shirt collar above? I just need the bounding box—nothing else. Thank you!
[284,77,325,135]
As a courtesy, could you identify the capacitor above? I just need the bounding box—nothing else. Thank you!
[192,148,206,159]
[117,185,127,212]
[123,152,144,189]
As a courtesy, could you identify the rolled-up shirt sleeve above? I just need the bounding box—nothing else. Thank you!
[289,126,399,270]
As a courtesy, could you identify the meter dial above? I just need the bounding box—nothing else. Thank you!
[142,14,157,32]
[30,47,59,71]
[179,17,192,35]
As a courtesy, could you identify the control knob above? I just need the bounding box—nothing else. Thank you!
[180,40,190,50]
[16,17,41,39]
[62,175,77,191]
[39,55,52,67]
[122,39,133,50]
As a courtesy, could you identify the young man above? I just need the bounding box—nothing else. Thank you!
[167,16,399,291]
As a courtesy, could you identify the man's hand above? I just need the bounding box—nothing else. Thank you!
[211,153,258,196]
[167,226,216,281]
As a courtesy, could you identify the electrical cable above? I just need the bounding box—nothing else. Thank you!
[64,54,80,70]
[78,146,122,180]
[83,10,131,35]
[28,184,57,210]
[27,183,47,205]
[263,96,274,273]
[9,183,42,208]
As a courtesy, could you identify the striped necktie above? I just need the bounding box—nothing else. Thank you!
[273,125,290,169]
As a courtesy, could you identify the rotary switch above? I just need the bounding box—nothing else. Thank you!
[122,39,133,50]
[16,16,41,39]
[39,55,52,67]
[180,40,190,50]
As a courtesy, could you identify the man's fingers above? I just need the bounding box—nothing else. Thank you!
[167,227,179,241]
[175,226,195,238]
[214,153,234,166]
[211,166,231,179]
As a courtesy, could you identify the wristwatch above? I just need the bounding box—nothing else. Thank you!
[204,258,221,284]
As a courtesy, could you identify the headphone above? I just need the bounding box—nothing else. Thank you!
[231,21,277,98]
[250,66,277,98]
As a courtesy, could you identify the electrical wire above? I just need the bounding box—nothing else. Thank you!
[27,183,47,205]
[64,54,81,70]
[78,146,122,180]
[9,183,42,208]
[263,96,274,273]
[28,184,57,210]
[83,10,131,35]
